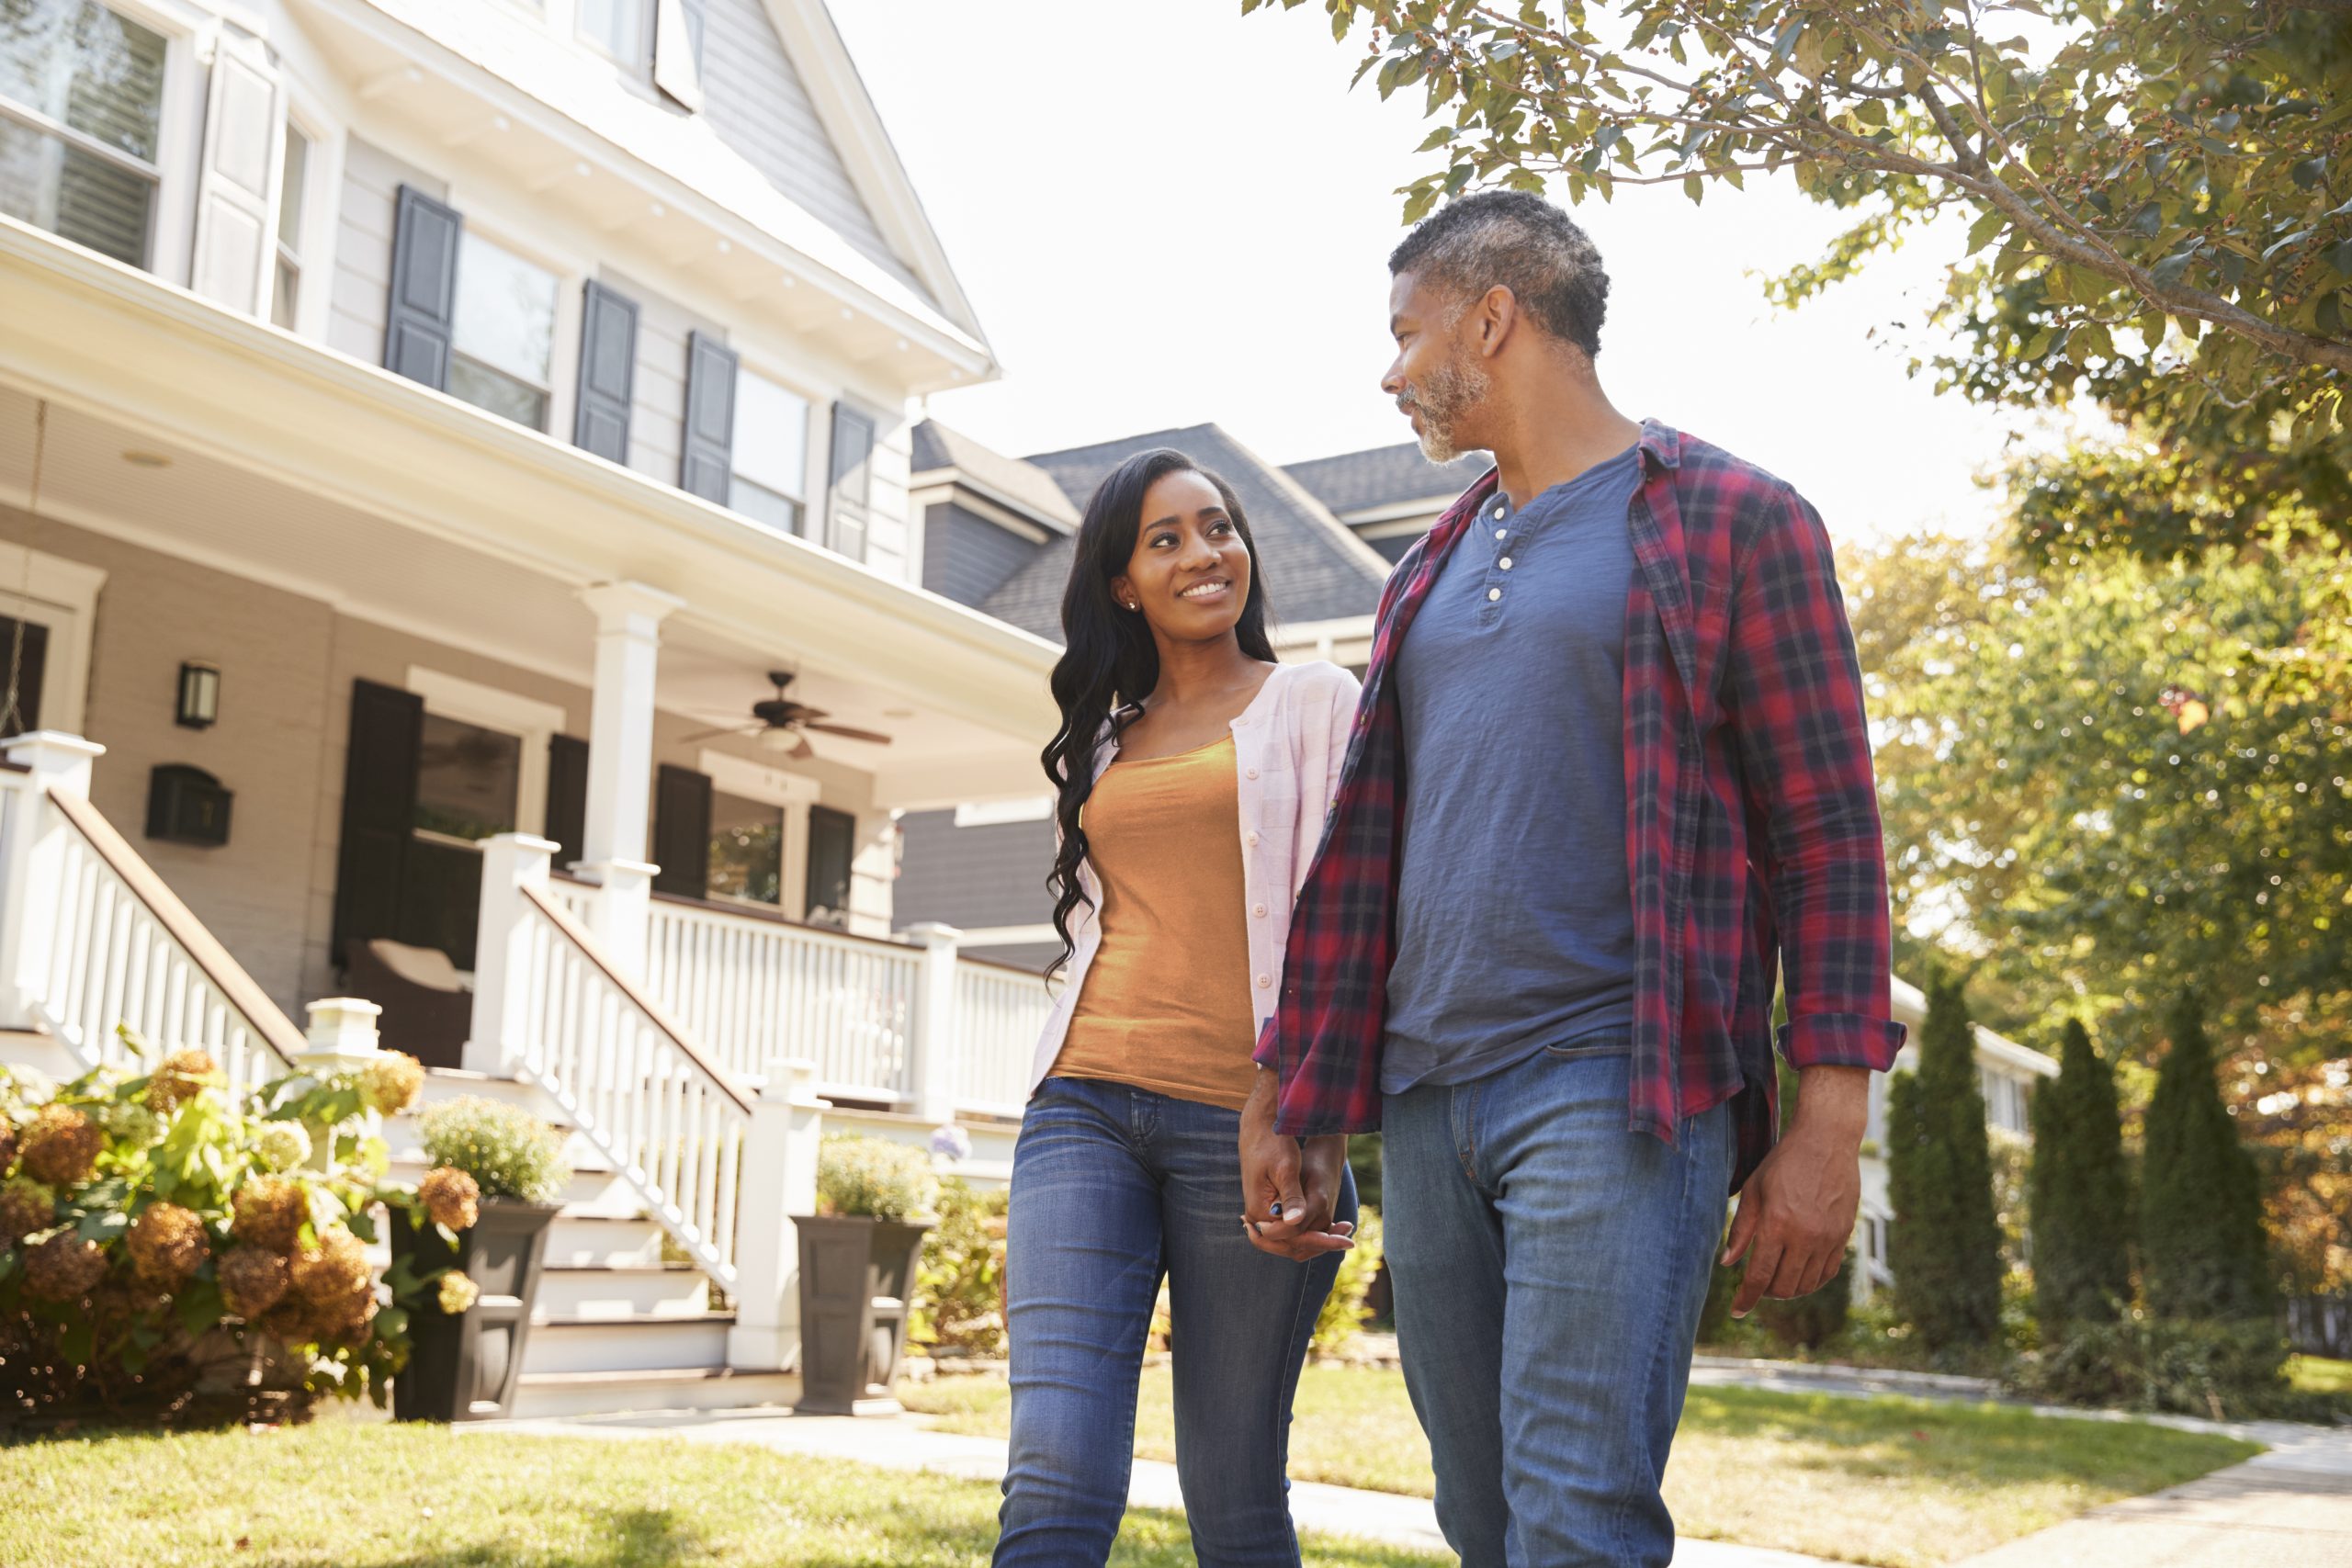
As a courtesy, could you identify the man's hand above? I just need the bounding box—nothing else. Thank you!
[1722,1065,1868,1317]
[1238,1068,1354,1263]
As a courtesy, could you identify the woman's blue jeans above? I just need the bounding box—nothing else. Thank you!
[994,1076,1354,1567]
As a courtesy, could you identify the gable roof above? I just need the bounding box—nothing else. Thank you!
[978,424,1393,641]
[1283,441,1488,517]
[911,420,1079,531]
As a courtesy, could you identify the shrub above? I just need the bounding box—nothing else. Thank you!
[1312,1206,1385,1355]
[1885,971,2006,1353]
[2030,1019,2134,1334]
[0,1049,462,1425]
[2014,1314,2315,1420]
[815,1134,938,1223]
[912,1177,1007,1356]
[417,1097,571,1204]
[2143,995,2273,1322]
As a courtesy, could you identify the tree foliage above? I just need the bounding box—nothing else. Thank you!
[2141,995,2275,1320]
[1885,972,2006,1351]
[2028,1019,2133,1332]
[1253,0,2352,547]
[1846,526,2352,1061]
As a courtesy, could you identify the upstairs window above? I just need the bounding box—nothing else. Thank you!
[0,0,167,269]
[575,0,650,69]
[450,231,558,431]
[269,122,307,329]
[729,370,810,536]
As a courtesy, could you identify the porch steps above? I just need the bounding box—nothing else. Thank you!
[387,1067,795,1422]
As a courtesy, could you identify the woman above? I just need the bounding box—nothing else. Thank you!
[998,448,1361,1567]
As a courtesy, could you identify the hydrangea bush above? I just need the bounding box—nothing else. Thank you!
[0,1031,487,1425]
[815,1133,938,1224]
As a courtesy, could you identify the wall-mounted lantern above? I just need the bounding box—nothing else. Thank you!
[175,660,220,729]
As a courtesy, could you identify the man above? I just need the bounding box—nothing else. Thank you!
[1241,190,1905,1566]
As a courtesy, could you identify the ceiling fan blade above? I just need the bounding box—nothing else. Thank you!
[804,722,893,746]
[680,723,762,743]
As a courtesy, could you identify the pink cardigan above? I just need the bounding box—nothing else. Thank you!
[1025,660,1364,1100]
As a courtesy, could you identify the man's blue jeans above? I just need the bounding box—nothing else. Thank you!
[1384,1043,1735,1567]
[995,1076,1354,1567]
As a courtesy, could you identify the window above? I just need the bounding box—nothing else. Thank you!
[729,369,809,536]
[269,123,306,330]
[449,231,558,430]
[0,614,49,737]
[576,0,650,67]
[805,805,855,931]
[707,790,784,907]
[413,714,521,845]
[0,0,167,268]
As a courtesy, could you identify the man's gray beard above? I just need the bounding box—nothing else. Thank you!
[1408,356,1489,464]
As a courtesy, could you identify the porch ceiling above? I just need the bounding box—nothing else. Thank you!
[0,224,1057,807]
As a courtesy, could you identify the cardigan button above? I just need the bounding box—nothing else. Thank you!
[1252,903,1268,919]
[1245,830,1260,847]
[1246,766,1259,780]
[1256,974,1272,988]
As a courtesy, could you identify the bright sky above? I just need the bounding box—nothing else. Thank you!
[830,0,2033,545]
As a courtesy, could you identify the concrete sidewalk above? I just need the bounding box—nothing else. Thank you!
[1951,1419,2352,1567]
[485,1406,1842,1565]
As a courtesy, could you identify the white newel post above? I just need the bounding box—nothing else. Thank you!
[298,998,384,1169]
[0,731,105,1031]
[728,1057,826,1371]
[574,581,682,980]
[466,833,559,1077]
[904,921,962,1127]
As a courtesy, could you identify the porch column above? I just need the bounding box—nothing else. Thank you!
[728,1056,826,1371]
[466,832,559,1077]
[903,921,963,1127]
[575,581,683,976]
[0,732,105,1031]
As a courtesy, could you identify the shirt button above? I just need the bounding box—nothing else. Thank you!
[1499,557,1514,570]
[1245,830,1261,847]
[1245,767,1259,780]
[1491,501,1505,518]
[1256,973,1272,988]
[1487,587,1502,603]
[1495,527,1508,541]
[1252,903,1268,919]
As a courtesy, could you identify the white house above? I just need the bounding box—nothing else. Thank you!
[0,0,1063,1416]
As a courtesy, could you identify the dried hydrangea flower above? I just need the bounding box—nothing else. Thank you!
[146,1050,220,1113]
[418,1167,481,1231]
[436,1271,481,1315]
[360,1052,425,1116]
[218,1245,290,1320]
[125,1201,209,1289]
[232,1175,306,1255]
[0,1177,56,1247]
[24,1231,107,1302]
[19,1104,102,1188]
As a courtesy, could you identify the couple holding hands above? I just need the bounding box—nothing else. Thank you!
[993,191,1905,1568]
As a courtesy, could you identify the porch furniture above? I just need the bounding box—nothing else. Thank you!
[345,938,473,1070]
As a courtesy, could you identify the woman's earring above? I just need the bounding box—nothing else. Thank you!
[1124,600,1139,611]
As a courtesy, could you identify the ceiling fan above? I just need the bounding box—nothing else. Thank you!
[682,671,893,759]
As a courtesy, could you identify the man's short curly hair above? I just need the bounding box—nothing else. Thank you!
[1388,190,1611,358]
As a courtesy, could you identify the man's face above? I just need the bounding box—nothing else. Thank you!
[1381,271,1490,464]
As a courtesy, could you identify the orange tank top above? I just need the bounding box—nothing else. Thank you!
[1054,733,1257,1111]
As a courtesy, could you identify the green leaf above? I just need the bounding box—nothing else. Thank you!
[1964,207,2006,254]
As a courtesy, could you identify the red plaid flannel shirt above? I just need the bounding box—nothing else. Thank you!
[1262,421,1905,1191]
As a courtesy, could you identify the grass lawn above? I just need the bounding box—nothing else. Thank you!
[901,1367,2261,1568]
[2290,1355,2352,1397]
[0,1421,1443,1568]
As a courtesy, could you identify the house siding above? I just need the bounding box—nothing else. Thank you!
[893,808,1055,937]
[603,268,725,491]
[922,502,1040,608]
[683,0,922,298]
[329,138,447,367]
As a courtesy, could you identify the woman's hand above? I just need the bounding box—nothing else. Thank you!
[1239,1069,1354,1262]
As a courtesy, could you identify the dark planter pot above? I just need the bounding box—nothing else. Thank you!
[794,1213,933,1416]
[390,1197,560,1423]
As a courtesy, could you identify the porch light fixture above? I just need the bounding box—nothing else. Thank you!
[175,661,220,729]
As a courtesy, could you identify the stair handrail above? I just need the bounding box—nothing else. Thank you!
[0,733,303,1085]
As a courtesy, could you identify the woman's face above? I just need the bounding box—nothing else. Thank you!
[1111,469,1253,644]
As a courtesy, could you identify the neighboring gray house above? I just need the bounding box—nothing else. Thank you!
[897,422,1482,971]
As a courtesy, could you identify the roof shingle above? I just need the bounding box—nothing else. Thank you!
[1283,441,1488,517]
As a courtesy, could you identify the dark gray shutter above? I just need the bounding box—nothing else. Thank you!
[385,185,462,389]
[828,403,876,562]
[650,762,712,899]
[544,734,590,871]
[573,279,639,463]
[332,679,424,967]
[805,805,855,930]
[680,330,738,502]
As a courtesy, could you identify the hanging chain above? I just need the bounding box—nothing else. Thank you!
[2,399,47,739]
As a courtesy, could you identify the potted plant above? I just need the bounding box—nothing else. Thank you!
[390,1094,570,1423]
[795,1134,938,1415]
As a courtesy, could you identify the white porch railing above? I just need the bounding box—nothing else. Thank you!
[0,733,303,1093]
[955,956,1052,1119]
[644,898,920,1105]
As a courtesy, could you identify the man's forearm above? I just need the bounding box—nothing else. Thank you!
[1790,1064,1869,1139]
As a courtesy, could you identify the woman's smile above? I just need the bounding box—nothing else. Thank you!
[1178,578,1233,603]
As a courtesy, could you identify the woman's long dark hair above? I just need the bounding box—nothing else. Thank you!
[1042,449,1277,980]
